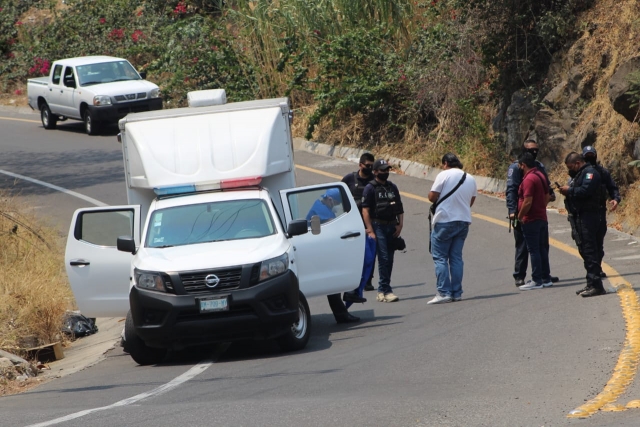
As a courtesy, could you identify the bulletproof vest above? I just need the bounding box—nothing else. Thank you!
[571,166,604,212]
[350,172,366,209]
[370,180,399,221]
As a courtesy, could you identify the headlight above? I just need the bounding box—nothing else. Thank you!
[150,88,161,98]
[259,253,289,282]
[134,269,167,292]
[93,95,112,106]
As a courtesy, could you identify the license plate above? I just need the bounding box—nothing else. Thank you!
[199,297,229,313]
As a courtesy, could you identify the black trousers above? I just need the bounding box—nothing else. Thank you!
[327,294,348,319]
[573,211,604,290]
[597,209,608,265]
[513,223,528,280]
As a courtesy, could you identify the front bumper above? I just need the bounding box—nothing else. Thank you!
[129,270,299,350]
[87,97,163,122]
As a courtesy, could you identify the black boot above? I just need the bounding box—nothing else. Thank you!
[575,286,589,296]
[335,312,360,324]
[550,276,559,283]
[343,291,366,303]
[581,287,607,298]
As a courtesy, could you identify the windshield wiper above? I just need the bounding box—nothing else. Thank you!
[81,81,101,86]
[155,244,175,248]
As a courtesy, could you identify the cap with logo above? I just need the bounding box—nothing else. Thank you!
[582,146,597,157]
[373,159,392,171]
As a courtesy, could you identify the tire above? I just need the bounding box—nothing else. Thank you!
[40,103,57,129]
[83,109,100,135]
[276,292,311,352]
[124,311,167,365]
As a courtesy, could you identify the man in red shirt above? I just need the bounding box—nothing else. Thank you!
[517,152,553,290]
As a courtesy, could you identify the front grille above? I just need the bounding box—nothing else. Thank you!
[180,268,242,294]
[114,93,147,102]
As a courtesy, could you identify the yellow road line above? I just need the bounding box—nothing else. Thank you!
[298,164,640,418]
[0,116,39,124]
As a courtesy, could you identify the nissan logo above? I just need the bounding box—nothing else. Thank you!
[204,274,221,288]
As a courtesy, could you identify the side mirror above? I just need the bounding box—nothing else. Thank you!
[117,236,136,254]
[139,71,147,79]
[287,220,308,237]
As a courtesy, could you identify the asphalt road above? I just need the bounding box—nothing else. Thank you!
[1,107,640,426]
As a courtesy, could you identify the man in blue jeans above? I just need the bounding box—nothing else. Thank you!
[427,153,477,304]
[517,152,553,290]
[362,159,404,303]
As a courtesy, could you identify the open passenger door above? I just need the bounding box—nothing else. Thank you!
[65,206,140,318]
[280,183,365,297]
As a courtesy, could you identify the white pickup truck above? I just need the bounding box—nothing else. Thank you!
[27,56,162,135]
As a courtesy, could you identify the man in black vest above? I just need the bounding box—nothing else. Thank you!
[341,152,376,291]
[582,146,621,277]
[559,152,607,297]
[362,159,405,303]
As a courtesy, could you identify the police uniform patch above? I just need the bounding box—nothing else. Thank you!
[586,173,593,180]
[508,168,513,177]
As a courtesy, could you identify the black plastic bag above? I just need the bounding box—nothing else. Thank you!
[62,312,99,338]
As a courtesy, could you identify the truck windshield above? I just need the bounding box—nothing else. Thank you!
[77,61,141,86]
[145,200,276,248]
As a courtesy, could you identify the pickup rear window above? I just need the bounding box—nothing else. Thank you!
[145,200,276,248]
[77,60,141,86]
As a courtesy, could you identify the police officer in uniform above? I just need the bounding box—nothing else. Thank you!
[362,159,404,303]
[582,146,621,277]
[342,152,376,291]
[559,152,607,297]
[506,140,559,287]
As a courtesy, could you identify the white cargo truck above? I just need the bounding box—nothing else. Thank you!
[65,91,365,365]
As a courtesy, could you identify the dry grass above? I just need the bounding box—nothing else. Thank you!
[0,195,73,355]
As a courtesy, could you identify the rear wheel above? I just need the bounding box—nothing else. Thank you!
[83,109,100,135]
[276,292,311,352]
[124,311,167,365]
[40,103,57,129]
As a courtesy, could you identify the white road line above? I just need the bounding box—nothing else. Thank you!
[0,168,107,207]
[25,361,213,427]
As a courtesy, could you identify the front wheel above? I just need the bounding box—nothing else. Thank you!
[124,311,167,365]
[276,292,311,352]
[83,109,100,135]
[40,104,57,129]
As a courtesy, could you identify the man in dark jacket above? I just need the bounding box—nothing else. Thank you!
[582,146,621,277]
[559,152,607,297]
[506,140,559,287]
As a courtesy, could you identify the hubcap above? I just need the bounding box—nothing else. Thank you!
[290,301,308,339]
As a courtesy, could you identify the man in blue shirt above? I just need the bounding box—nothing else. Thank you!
[306,188,363,323]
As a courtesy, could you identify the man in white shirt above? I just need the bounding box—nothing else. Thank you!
[427,153,477,304]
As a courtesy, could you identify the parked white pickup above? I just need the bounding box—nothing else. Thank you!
[27,56,162,135]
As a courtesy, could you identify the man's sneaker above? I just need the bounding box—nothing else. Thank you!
[383,292,399,302]
[376,292,386,302]
[519,280,543,291]
[427,294,452,304]
[343,291,367,304]
[515,278,525,287]
[581,287,607,297]
[550,276,559,283]
[452,296,462,302]
[542,280,553,288]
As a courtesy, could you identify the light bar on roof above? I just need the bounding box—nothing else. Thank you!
[153,177,262,196]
